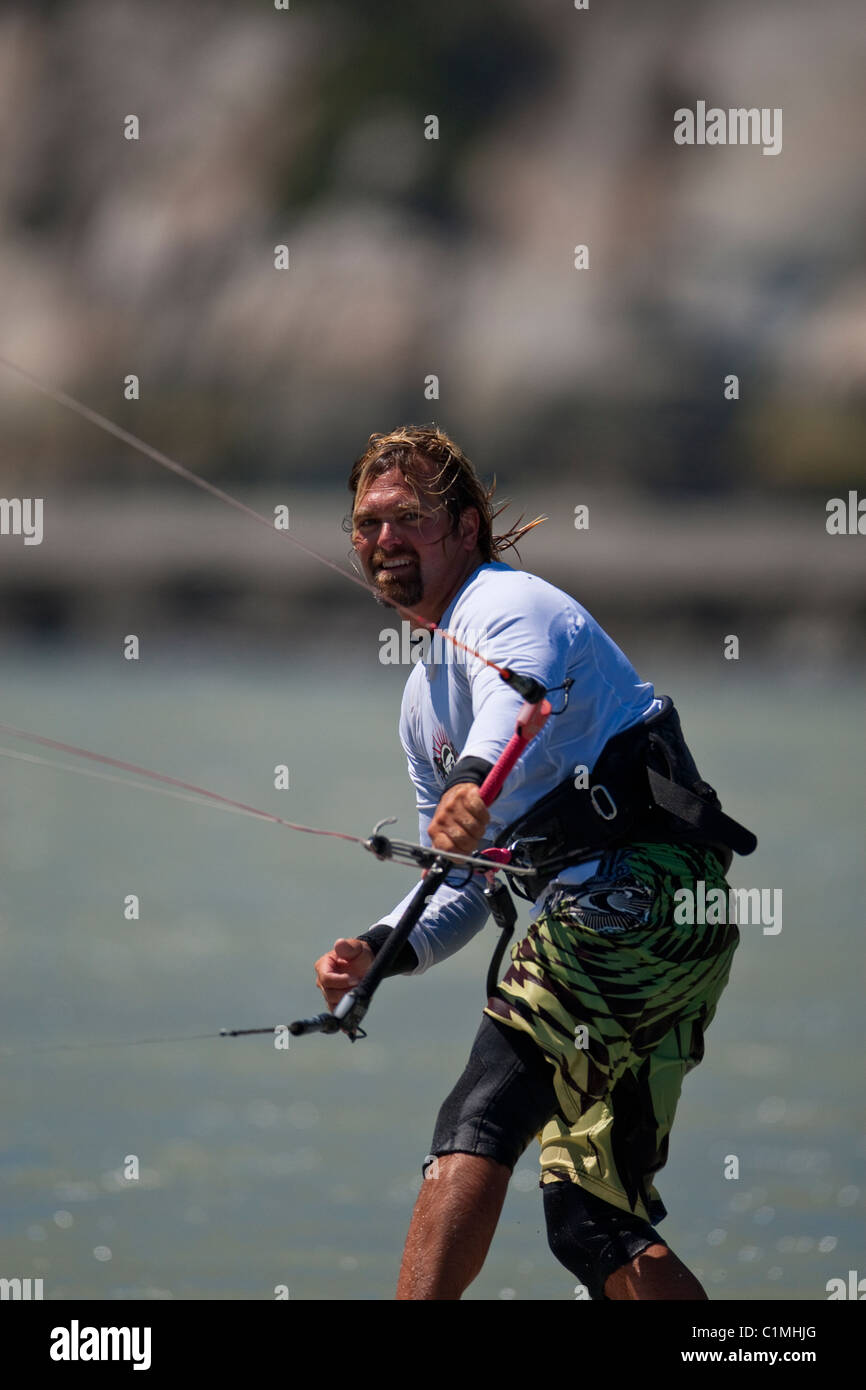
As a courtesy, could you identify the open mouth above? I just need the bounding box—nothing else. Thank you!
[376,558,418,576]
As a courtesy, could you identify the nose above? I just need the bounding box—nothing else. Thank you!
[376,520,404,549]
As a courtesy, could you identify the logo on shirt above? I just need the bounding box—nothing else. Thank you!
[432,725,458,783]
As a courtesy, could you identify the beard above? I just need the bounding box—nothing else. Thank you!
[371,556,423,609]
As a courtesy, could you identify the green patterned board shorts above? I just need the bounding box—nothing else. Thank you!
[484,841,738,1225]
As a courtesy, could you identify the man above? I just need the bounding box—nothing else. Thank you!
[315,425,751,1301]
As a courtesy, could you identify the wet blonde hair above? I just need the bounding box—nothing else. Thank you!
[347,424,545,561]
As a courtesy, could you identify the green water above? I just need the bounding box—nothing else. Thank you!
[0,645,862,1300]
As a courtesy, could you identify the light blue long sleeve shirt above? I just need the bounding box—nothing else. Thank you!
[370,562,657,972]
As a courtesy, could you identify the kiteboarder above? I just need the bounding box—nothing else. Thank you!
[315,425,755,1301]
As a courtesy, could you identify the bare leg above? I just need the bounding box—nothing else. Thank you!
[604,1244,708,1300]
[396,1153,510,1300]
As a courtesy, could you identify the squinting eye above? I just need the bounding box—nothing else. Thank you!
[354,511,433,533]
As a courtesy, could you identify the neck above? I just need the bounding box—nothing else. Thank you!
[412,553,484,628]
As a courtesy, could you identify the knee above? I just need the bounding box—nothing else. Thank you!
[543,1179,667,1301]
[422,1151,510,1198]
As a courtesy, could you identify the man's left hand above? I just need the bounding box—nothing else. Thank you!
[428,784,490,858]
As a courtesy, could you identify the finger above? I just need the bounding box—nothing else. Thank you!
[431,831,473,857]
[434,811,487,841]
[316,975,353,1006]
[459,792,489,822]
[442,788,489,821]
[450,808,488,836]
[317,968,358,991]
[432,802,488,835]
[333,937,364,960]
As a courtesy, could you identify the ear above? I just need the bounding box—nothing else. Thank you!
[458,505,480,550]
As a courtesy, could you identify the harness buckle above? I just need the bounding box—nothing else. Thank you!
[590,784,618,821]
[505,835,547,866]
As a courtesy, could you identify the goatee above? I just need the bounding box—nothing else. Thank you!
[373,572,424,608]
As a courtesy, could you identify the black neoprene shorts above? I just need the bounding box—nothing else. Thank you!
[428,1013,564,1171]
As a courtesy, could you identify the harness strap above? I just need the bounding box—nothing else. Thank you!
[494,696,758,901]
[483,878,518,998]
[646,767,757,856]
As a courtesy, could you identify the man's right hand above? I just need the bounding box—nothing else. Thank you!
[314,937,374,1011]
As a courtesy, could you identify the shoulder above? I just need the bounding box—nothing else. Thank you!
[457,562,578,606]
[452,563,585,634]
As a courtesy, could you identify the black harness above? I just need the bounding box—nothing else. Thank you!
[482,697,757,989]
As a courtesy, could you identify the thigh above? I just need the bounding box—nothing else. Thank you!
[486,840,738,1220]
[428,1014,562,1173]
[538,1014,709,1223]
[486,840,737,1096]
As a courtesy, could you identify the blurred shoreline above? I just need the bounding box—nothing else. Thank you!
[1,487,863,660]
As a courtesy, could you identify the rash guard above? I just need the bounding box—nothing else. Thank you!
[363,561,658,974]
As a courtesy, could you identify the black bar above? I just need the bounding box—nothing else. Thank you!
[350,859,448,1005]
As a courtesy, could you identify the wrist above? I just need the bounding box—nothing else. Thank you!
[442,755,493,794]
[357,924,419,975]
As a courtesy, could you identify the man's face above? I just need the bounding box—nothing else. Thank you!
[351,465,480,623]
